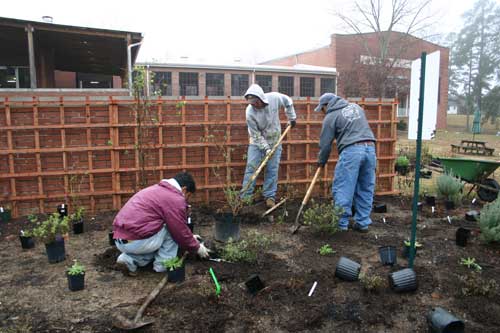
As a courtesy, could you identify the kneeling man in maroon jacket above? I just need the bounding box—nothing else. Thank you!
[113,172,210,276]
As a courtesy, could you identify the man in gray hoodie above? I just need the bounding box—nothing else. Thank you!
[241,84,297,208]
[315,93,376,232]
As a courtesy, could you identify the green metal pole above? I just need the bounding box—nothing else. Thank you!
[409,52,427,269]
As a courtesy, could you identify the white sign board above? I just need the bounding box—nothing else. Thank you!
[408,51,440,140]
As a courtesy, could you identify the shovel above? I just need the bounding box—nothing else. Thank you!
[240,124,292,196]
[290,167,322,234]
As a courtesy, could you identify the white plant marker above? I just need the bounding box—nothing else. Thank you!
[447,216,451,224]
[431,206,435,214]
[0,207,3,213]
[308,281,318,297]
[382,217,386,224]
[472,198,477,204]
[375,234,378,240]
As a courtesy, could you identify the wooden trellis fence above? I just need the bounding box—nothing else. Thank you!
[0,94,397,218]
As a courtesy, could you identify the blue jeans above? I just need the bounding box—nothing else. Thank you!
[115,226,178,273]
[241,144,282,200]
[332,144,376,230]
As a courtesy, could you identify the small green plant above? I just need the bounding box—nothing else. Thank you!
[70,206,85,222]
[479,197,500,243]
[460,257,482,271]
[360,274,384,292]
[67,260,85,276]
[318,244,335,256]
[220,232,271,263]
[303,201,343,235]
[31,213,69,244]
[107,139,113,146]
[175,101,187,109]
[27,214,38,223]
[395,155,409,168]
[162,256,184,271]
[459,272,498,297]
[404,240,423,247]
[436,172,464,204]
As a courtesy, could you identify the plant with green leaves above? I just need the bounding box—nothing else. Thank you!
[67,260,85,276]
[359,274,384,293]
[303,201,343,235]
[162,256,184,271]
[459,272,498,297]
[460,257,482,271]
[70,207,85,222]
[404,240,423,247]
[436,172,464,204]
[220,232,271,263]
[31,213,69,244]
[318,244,335,256]
[395,155,409,168]
[479,197,500,243]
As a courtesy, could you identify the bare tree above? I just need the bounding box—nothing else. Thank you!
[335,0,436,98]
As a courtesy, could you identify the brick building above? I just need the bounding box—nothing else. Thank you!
[139,62,337,98]
[261,32,449,129]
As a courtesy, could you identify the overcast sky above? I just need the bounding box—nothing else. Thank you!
[2,0,496,64]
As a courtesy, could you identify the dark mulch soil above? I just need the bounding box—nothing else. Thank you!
[1,195,499,332]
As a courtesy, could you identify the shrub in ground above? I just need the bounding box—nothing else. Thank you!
[220,232,271,263]
[436,172,464,204]
[479,197,500,243]
[459,272,498,297]
[360,274,385,293]
[303,201,343,235]
[318,244,335,256]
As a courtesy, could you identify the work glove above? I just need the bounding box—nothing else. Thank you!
[289,120,297,128]
[193,234,203,242]
[197,242,211,259]
[265,148,272,156]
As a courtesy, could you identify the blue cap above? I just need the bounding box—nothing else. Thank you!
[314,93,337,112]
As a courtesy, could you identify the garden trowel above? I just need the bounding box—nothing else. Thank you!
[290,167,322,234]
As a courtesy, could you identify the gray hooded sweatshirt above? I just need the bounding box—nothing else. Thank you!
[244,84,296,151]
[318,95,375,165]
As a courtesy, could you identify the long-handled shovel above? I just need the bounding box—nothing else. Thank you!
[290,167,322,234]
[240,124,292,196]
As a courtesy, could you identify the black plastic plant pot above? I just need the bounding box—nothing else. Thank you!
[19,235,35,249]
[72,220,84,234]
[335,257,361,281]
[465,210,479,222]
[395,165,409,175]
[379,246,397,266]
[45,238,66,263]
[389,268,417,292]
[245,274,265,295]
[108,231,115,246]
[427,307,464,333]
[455,228,471,247]
[0,209,12,222]
[373,203,387,214]
[444,200,455,210]
[425,195,436,207]
[214,213,240,242]
[167,266,185,283]
[67,273,85,291]
[57,204,68,218]
[420,170,432,179]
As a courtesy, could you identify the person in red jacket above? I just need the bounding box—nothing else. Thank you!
[113,172,210,276]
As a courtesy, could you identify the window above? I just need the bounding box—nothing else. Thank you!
[0,66,30,88]
[206,73,225,96]
[179,72,199,96]
[256,75,272,93]
[320,78,336,95]
[278,76,294,96]
[152,71,172,96]
[300,77,315,97]
[231,74,249,96]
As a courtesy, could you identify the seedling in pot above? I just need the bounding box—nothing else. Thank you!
[19,229,35,249]
[67,260,86,291]
[318,244,335,256]
[31,213,69,263]
[70,207,85,234]
[162,256,185,283]
[460,257,482,272]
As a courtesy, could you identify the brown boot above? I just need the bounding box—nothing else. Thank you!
[265,198,275,209]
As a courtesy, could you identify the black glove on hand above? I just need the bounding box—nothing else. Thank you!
[290,120,297,128]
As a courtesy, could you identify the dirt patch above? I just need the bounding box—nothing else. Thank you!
[0,198,499,332]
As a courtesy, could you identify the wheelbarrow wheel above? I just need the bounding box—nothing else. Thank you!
[477,178,500,202]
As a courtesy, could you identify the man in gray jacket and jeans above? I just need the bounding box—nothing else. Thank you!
[241,84,297,208]
[315,93,376,232]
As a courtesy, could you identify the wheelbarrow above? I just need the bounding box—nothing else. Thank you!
[437,157,500,202]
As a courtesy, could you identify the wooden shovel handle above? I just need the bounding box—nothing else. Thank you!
[302,167,322,206]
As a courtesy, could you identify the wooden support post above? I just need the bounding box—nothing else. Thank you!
[204,97,209,203]
[157,97,164,180]
[85,97,95,213]
[5,98,18,217]
[26,24,37,88]
[32,97,44,213]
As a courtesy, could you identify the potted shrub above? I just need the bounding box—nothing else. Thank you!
[214,186,252,242]
[478,198,500,243]
[395,156,410,175]
[436,173,463,210]
[303,201,343,235]
[162,256,185,283]
[70,207,85,234]
[403,240,422,258]
[67,260,85,291]
[0,206,11,222]
[32,212,69,263]
[19,229,35,249]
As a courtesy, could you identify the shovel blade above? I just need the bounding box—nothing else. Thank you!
[290,205,305,234]
[113,314,155,330]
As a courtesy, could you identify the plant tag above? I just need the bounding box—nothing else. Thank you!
[308,281,317,297]
[285,210,288,217]
[375,234,378,240]
[431,206,435,214]
[382,217,386,224]
[0,207,3,212]
[472,198,477,204]
[447,216,451,224]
